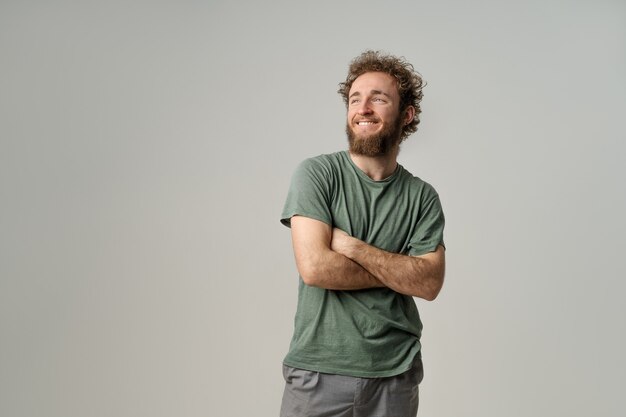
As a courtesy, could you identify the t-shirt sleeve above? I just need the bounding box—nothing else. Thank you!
[407,186,445,256]
[280,158,333,228]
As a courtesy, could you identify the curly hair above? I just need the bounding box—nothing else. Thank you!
[338,50,425,141]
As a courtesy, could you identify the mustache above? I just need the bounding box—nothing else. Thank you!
[354,117,381,123]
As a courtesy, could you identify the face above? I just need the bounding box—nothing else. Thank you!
[346,71,408,156]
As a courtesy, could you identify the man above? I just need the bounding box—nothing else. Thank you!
[279,50,445,417]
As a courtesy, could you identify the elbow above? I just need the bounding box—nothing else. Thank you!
[298,263,322,287]
[422,286,441,301]
[295,253,329,288]
[300,272,317,287]
[419,274,444,301]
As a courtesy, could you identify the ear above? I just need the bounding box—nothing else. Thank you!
[403,106,415,125]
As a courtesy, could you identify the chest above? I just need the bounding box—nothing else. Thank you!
[329,177,421,254]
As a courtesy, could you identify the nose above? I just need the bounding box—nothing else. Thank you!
[356,101,373,115]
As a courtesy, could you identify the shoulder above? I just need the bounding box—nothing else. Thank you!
[295,151,346,176]
[302,151,346,167]
[397,165,440,200]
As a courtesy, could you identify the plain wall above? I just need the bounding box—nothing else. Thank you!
[1,1,625,416]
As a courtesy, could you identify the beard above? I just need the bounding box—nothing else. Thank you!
[346,114,404,157]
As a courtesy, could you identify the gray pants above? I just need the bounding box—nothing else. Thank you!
[280,358,424,417]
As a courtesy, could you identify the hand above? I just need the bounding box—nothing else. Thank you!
[330,228,354,257]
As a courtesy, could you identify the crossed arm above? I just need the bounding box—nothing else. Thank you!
[290,215,445,301]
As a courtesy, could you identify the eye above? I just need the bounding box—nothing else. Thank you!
[372,97,386,103]
[349,99,360,105]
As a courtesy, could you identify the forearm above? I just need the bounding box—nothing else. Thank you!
[297,248,384,290]
[333,231,444,300]
[289,216,384,290]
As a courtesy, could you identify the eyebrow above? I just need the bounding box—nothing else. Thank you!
[349,90,392,99]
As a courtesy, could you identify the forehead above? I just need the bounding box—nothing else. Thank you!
[349,71,398,96]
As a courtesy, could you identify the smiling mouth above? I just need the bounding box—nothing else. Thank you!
[356,121,378,126]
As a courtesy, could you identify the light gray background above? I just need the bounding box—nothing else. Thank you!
[1,1,625,416]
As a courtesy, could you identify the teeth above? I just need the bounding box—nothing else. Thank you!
[357,121,375,125]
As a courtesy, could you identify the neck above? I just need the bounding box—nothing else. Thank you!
[348,146,399,181]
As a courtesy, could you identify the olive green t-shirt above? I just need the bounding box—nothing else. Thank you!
[281,151,445,378]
